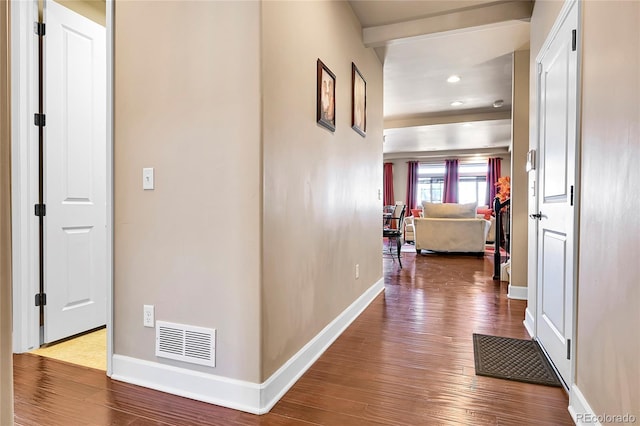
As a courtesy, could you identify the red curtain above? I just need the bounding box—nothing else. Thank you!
[486,157,502,206]
[443,159,459,203]
[383,163,394,206]
[406,161,418,210]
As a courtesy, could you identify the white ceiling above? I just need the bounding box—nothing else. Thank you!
[348,0,533,159]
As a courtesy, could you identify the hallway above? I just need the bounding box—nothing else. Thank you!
[13,252,572,425]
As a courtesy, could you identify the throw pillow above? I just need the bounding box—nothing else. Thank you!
[476,207,494,220]
[411,209,422,218]
[422,202,477,218]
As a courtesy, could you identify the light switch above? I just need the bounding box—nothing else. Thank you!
[143,168,154,190]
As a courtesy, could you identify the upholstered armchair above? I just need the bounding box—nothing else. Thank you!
[403,208,422,243]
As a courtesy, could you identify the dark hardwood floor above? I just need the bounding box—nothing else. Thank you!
[14,250,573,425]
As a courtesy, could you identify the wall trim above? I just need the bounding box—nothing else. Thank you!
[11,0,39,354]
[523,307,535,338]
[569,384,601,426]
[112,278,385,414]
[260,278,384,411]
[105,0,115,378]
[111,355,262,414]
[507,284,527,300]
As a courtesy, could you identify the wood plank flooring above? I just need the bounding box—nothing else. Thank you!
[13,250,573,425]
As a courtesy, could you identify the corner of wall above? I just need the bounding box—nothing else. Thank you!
[507,284,528,300]
[0,0,15,422]
[569,384,602,426]
[112,278,385,415]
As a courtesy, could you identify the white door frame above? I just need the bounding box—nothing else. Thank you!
[10,0,114,376]
[532,0,581,392]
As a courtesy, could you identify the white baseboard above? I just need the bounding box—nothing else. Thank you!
[523,307,535,338]
[111,278,385,415]
[260,278,384,411]
[507,284,528,300]
[569,384,600,425]
[111,355,262,413]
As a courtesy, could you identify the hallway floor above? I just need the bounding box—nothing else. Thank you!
[13,251,573,425]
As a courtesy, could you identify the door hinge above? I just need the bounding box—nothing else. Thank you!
[34,113,46,127]
[35,293,47,307]
[570,185,574,206]
[537,62,542,74]
[571,29,577,51]
[567,338,571,359]
[34,204,46,217]
[34,22,46,36]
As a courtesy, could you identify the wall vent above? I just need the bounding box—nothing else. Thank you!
[155,321,216,367]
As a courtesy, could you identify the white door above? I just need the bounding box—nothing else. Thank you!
[44,0,106,343]
[535,2,578,387]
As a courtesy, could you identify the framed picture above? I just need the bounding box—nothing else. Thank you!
[351,62,366,137]
[317,59,336,132]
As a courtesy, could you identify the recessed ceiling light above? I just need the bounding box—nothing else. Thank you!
[447,75,461,83]
[451,100,464,107]
[493,99,504,108]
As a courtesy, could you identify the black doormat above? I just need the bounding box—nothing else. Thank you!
[472,333,562,387]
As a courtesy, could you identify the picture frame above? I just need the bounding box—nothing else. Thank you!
[351,62,366,137]
[317,59,336,132]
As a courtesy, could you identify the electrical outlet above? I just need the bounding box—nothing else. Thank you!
[143,305,155,327]
[355,264,360,279]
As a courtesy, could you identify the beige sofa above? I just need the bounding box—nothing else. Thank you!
[414,202,490,255]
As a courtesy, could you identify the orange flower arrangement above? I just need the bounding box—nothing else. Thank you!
[495,176,510,202]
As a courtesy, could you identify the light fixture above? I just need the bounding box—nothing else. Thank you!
[493,99,504,108]
[447,75,461,83]
[451,100,464,107]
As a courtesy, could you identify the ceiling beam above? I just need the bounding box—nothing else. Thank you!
[385,110,511,130]
[363,1,534,48]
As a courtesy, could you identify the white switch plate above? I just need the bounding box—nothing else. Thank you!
[143,304,155,327]
[143,168,154,190]
[355,264,360,279]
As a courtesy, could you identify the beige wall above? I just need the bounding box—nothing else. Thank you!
[114,1,262,382]
[0,1,14,423]
[509,49,529,288]
[391,160,408,206]
[576,0,639,417]
[261,0,383,379]
[530,0,639,417]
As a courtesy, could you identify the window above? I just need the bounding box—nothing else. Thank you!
[458,163,488,205]
[415,162,488,206]
[458,177,487,205]
[417,164,445,205]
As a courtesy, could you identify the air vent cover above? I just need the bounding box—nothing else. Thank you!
[155,321,216,367]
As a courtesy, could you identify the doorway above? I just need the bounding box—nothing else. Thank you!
[11,0,113,373]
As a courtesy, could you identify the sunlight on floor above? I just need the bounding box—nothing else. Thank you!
[30,328,106,370]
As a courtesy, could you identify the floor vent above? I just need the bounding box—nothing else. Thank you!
[155,321,216,367]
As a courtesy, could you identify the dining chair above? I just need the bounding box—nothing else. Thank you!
[383,205,406,268]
